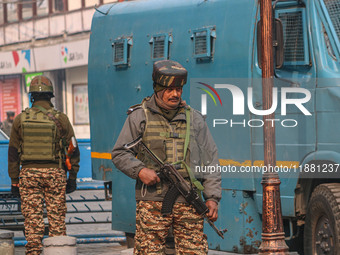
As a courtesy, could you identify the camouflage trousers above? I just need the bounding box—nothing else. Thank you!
[19,168,67,255]
[134,201,208,255]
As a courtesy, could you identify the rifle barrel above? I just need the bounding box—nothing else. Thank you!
[206,218,226,239]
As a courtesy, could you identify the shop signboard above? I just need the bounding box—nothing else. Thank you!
[0,39,89,75]
[72,84,89,125]
[0,77,22,121]
[0,50,35,75]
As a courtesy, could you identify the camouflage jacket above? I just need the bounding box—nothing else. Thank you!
[8,100,80,184]
[111,95,222,204]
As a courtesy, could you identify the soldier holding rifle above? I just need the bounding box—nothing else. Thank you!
[112,60,222,254]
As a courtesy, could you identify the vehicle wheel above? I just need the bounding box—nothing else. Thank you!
[304,183,340,254]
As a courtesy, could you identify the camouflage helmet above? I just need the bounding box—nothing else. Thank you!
[152,60,187,88]
[29,75,54,95]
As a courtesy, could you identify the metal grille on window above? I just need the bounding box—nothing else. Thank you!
[192,27,216,59]
[194,31,208,55]
[153,36,165,59]
[112,38,132,66]
[323,24,337,59]
[323,0,340,42]
[114,42,125,63]
[278,9,308,65]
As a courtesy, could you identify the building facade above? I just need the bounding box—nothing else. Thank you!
[0,0,118,138]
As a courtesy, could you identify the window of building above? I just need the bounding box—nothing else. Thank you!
[85,0,99,7]
[0,4,4,24]
[7,3,18,22]
[68,0,82,11]
[103,0,118,3]
[54,0,66,12]
[22,1,33,20]
[37,0,49,16]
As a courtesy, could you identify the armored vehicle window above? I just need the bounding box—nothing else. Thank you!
[323,0,340,43]
[276,8,309,66]
[150,34,171,60]
[191,27,216,59]
[112,37,133,66]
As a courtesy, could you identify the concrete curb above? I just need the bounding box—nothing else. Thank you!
[120,248,300,255]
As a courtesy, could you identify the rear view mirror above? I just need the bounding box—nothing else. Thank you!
[257,18,284,69]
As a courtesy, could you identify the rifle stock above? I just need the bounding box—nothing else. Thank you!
[65,136,77,170]
[124,136,226,239]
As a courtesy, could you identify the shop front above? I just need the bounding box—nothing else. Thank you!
[0,38,90,139]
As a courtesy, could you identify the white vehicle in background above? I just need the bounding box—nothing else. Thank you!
[0,129,9,140]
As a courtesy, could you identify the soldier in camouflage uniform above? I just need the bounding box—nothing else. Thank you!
[8,75,80,255]
[112,60,222,254]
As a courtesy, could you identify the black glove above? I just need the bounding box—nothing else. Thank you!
[66,179,77,194]
[11,185,20,197]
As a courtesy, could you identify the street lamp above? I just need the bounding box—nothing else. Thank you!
[258,0,289,253]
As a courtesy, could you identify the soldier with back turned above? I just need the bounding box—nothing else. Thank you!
[8,75,80,255]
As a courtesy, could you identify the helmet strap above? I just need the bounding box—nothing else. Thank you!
[30,93,53,102]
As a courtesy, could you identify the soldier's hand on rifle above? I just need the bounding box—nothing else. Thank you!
[138,168,161,186]
[206,200,218,222]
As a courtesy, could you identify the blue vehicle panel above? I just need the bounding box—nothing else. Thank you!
[0,140,93,191]
[88,0,340,252]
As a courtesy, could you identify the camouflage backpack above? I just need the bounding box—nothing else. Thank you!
[20,106,63,163]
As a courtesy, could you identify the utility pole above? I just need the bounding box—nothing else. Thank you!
[258,0,289,253]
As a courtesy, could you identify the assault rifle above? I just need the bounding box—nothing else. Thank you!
[124,136,226,239]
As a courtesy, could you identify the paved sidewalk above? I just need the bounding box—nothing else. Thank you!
[16,245,300,255]
[14,223,126,255]
[119,248,299,255]
[13,223,300,255]
[15,243,127,255]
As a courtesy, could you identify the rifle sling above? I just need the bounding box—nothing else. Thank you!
[33,105,64,136]
[174,108,204,192]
